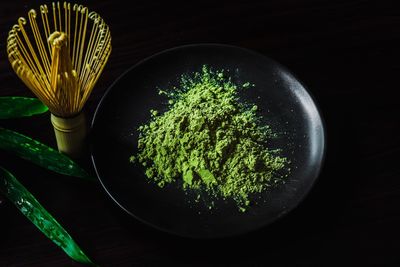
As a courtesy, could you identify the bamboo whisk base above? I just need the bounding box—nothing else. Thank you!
[51,113,87,158]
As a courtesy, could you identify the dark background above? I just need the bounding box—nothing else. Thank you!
[1,0,399,265]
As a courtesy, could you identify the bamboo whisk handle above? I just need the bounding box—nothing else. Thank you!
[50,113,86,158]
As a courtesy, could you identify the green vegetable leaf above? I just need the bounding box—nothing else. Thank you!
[0,167,94,265]
[0,97,48,119]
[0,128,90,179]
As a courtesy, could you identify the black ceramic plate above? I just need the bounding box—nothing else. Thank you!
[91,44,325,238]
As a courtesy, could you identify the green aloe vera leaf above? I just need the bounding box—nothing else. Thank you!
[0,97,48,119]
[0,127,91,179]
[0,167,95,265]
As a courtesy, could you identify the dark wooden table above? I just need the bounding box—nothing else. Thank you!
[1,0,400,265]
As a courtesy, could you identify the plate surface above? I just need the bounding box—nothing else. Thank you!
[91,44,325,238]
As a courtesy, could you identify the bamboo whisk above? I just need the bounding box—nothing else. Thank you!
[7,2,111,157]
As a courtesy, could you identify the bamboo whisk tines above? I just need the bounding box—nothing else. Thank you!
[7,2,112,157]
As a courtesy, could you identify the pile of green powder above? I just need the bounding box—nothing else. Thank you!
[130,66,288,211]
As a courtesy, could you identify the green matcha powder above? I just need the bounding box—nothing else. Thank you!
[130,66,288,211]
